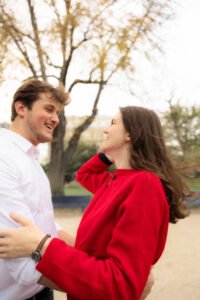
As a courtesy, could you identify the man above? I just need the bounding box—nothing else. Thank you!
[0,79,69,300]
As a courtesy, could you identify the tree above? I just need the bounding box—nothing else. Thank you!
[163,100,200,175]
[43,142,98,182]
[0,0,172,194]
[65,142,98,182]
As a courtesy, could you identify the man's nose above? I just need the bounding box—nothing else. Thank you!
[52,113,59,124]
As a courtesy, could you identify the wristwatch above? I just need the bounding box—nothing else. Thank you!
[31,234,51,263]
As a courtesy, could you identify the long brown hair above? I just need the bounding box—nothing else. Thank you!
[120,106,190,224]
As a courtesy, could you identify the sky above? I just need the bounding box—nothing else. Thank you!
[66,0,200,117]
[0,0,200,122]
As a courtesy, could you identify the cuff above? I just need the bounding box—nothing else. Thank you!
[98,153,113,166]
[36,238,66,277]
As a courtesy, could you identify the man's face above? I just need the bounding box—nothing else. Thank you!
[23,92,61,145]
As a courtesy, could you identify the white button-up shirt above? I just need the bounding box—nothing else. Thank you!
[0,129,58,300]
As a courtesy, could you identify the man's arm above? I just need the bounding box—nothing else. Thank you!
[38,276,64,291]
[0,157,43,286]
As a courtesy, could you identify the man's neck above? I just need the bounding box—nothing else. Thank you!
[10,122,38,146]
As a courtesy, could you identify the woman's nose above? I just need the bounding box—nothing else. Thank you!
[103,127,108,134]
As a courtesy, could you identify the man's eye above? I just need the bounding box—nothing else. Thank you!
[46,107,53,112]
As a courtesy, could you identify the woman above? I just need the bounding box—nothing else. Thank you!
[0,106,189,300]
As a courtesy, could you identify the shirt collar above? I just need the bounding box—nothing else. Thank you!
[0,128,40,159]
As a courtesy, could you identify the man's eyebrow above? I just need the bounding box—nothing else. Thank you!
[45,104,61,113]
[44,103,54,107]
[45,104,57,109]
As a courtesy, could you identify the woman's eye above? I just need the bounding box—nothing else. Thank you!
[111,120,115,125]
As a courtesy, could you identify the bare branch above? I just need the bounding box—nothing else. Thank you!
[68,78,107,93]
[0,7,38,77]
[27,0,46,80]
[84,0,118,35]
[45,52,62,70]
[50,0,62,27]
[26,74,59,81]
[89,66,99,81]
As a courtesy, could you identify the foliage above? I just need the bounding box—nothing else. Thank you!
[185,178,200,191]
[163,102,200,177]
[43,142,98,182]
[64,142,98,182]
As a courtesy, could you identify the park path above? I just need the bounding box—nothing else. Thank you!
[54,207,200,300]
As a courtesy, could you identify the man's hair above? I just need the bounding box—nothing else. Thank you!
[11,79,70,121]
[120,106,190,224]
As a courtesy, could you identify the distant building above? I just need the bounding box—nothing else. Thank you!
[65,115,111,145]
[0,122,10,129]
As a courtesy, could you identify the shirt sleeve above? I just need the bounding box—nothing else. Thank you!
[0,156,42,286]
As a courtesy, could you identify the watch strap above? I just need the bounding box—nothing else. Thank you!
[31,234,51,262]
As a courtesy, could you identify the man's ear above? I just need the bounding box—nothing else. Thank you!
[14,101,26,118]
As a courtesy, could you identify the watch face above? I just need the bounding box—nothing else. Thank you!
[31,251,41,263]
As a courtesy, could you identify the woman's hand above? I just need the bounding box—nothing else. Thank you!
[0,213,45,258]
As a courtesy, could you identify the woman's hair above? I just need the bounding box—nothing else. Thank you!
[11,79,70,121]
[120,106,190,224]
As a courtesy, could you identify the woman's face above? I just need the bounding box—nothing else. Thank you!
[101,111,130,155]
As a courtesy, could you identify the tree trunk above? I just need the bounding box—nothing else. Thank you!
[48,76,103,195]
[64,83,104,171]
[47,111,66,195]
[64,113,97,171]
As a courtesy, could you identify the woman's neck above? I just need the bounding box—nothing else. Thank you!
[115,159,132,169]
[111,149,132,169]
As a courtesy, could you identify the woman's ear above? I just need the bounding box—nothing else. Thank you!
[126,134,131,142]
[14,101,26,118]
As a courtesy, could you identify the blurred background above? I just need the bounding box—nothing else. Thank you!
[0,0,199,299]
[0,0,199,195]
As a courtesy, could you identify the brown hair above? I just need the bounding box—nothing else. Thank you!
[11,79,70,121]
[120,106,190,224]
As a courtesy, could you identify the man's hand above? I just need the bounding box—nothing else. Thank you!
[0,213,45,258]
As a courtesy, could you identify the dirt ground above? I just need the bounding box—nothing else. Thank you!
[54,207,200,300]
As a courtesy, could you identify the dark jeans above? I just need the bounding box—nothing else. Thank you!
[26,288,54,300]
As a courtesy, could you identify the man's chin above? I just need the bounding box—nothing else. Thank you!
[39,134,53,143]
[46,135,53,142]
